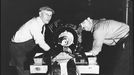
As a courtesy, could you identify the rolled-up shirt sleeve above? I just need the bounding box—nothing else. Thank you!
[92,30,105,52]
[30,23,49,50]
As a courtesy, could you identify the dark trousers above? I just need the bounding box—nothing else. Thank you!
[98,37,130,75]
[9,39,36,75]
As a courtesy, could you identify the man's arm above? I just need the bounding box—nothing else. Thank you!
[86,30,105,56]
[30,24,50,51]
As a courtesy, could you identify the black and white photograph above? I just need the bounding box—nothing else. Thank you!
[1,0,133,75]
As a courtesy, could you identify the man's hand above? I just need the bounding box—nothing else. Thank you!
[85,50,100,56]
[44,44,50,51]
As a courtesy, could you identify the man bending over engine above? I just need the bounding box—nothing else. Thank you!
[80,17,129,56]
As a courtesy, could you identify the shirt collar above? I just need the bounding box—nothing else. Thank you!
[91,19,94,32]
[37,17,45,26]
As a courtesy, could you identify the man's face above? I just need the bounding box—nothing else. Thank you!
[40,10,53,24]
[81,19,92,31]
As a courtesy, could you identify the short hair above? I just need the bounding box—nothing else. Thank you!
[39,6,55,14]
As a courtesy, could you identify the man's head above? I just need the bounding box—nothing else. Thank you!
[39,6,55,24]
[80,17,93,31]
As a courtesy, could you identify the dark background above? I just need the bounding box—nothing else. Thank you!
[1,0,133,75]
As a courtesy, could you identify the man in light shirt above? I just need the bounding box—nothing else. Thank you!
[80,17,129,56]
[9,6,54,75]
